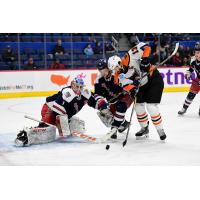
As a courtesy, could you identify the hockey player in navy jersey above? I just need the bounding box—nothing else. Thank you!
[178,42,200,116]
[15,76,108,146]
[94,59,135,139]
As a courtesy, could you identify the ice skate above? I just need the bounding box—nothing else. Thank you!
[178,108,187,115]
[157,129,167,140]
[14,129,29,147]
[103,127,118,141]
[135,125,149,140]
[118,120,130,133]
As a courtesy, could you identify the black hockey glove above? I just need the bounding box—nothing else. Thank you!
[129,87,138,99]
[184,70,192,81]
[140,57,151,72]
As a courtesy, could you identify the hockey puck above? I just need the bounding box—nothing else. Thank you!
[106,144,110,150]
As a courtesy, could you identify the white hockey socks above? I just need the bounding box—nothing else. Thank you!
[135,103,149,128]
[146,103,163,131]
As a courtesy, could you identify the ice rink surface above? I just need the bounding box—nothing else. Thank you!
[0,92,200,166]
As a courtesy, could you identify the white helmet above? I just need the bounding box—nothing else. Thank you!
[108,55,121,71]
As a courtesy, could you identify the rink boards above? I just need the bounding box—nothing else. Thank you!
[0,67,194,98]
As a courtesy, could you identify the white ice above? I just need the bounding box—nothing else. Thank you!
[0,92,200,165]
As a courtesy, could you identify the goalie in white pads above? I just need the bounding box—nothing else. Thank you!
[15,76,108,146]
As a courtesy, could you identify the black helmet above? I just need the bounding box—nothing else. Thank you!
[96,59,108,70]
[194,42,200,51]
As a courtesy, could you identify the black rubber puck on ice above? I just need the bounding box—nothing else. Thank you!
[106,144,110,150]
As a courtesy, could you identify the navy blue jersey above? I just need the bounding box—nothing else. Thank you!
[46,86,96,119]
[94,74,123,101]
[189,57,200,79]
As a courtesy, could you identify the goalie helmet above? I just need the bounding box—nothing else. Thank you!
[108,55,122,71]
[71,77,85,95]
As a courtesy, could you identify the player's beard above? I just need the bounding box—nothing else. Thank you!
[105,70,112,81]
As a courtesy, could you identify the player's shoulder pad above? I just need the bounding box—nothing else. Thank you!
[81,88,91,99]
[62,88,76,103]
[190,56,196,65]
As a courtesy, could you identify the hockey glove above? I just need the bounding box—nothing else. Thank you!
[129,87,138,99]
[185,70,192,80]
[140,57,151,72]
[96,98,108,111]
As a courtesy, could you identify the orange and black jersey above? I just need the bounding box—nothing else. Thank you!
[121,43,151,68]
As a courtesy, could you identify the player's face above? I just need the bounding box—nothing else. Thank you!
[99,68,110,79]
[72,82,83,95]
[114,66,120,73]
[195,51,200,61]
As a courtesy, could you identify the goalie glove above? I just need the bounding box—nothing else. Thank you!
[185,70,192,80]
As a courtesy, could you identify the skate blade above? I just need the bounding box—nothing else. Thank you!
[136,134,149,140]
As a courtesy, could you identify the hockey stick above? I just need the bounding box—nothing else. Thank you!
[157,42,179,67]
[24,115,98,143]
[122,90,139,147]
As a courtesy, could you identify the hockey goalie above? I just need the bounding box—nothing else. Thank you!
[14,76,108,147]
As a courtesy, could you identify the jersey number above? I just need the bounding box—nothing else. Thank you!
[131,47,138,54]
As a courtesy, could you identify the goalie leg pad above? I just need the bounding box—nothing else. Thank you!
[56,115,71,137]
[15,126,56,147]
[69,116,86,134]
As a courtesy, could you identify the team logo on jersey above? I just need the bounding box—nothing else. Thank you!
[65,92,71,98]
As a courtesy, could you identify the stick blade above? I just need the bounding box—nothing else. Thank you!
[122,140,127,147]
[172,42,179,56]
